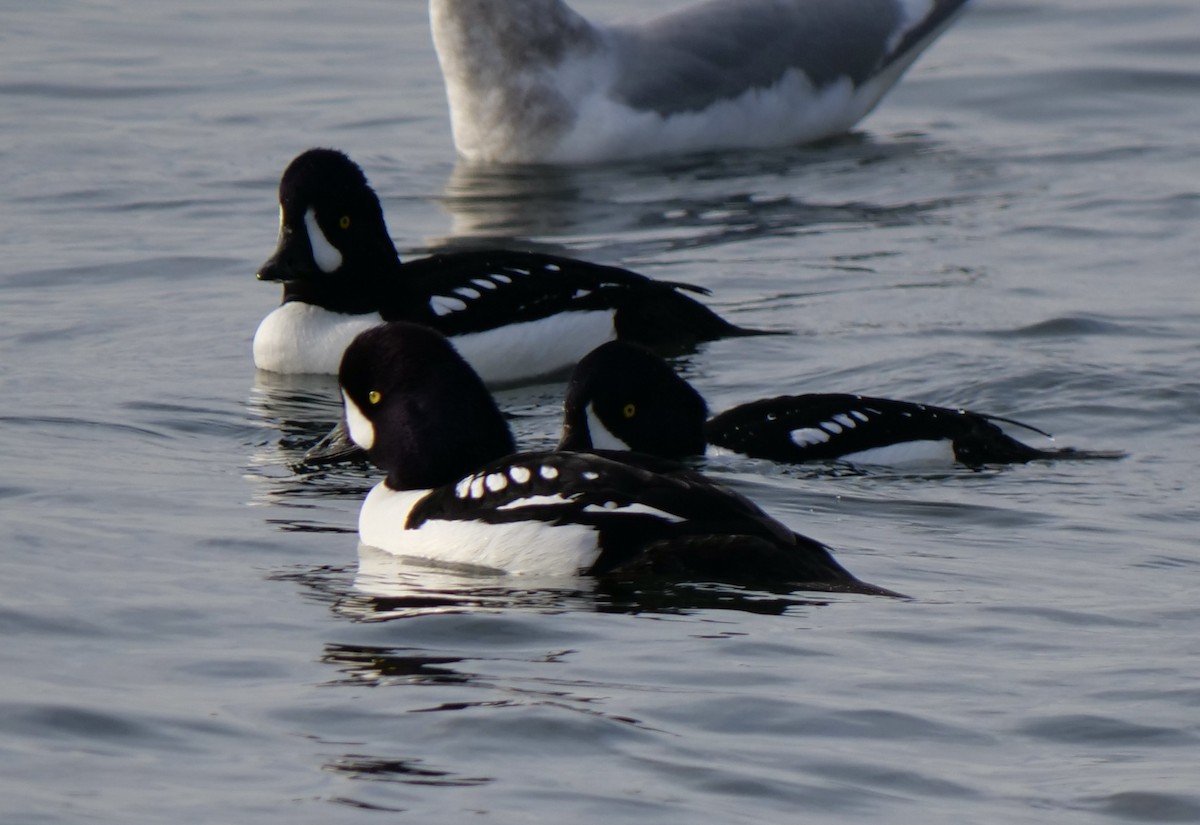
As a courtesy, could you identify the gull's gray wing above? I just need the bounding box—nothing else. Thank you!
[606,0,968,115]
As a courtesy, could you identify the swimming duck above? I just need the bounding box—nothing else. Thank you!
[558,340,1112,467]
[254,148,762,380]
[338,321,898,595]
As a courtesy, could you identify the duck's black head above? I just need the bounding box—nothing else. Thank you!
[257,148,401,313]
[339,322,517,489]
[558,340,708,459]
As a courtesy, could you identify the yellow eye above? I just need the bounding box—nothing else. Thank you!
[368,390,382,405]
[338,215,351,230]
[622,403,636,419]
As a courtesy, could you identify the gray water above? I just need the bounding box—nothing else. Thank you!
[2,0,1199,822]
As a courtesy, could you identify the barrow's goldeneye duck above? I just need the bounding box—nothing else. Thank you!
[338,322,899,596]
[254,148,764,380]
[558,341,1122,468]
[431,0,972,163]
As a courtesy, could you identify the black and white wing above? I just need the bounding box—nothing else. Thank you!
[408,449,874,590]
[391,250,758,346]
[707,393,1060,467]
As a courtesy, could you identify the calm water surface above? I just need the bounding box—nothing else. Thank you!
[2,1,1199,822]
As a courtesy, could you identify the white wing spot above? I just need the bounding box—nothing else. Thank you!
[455,478,472,498]
[851,411,869,422]
[790,427,832,446]
[583,471,600,480]
[539,465,559,480]
[472,278,498,290]
[572,289,592,300]
[833,414,857,428]
[821,420,844,434]
[455,287,481,300]
[485,473,508,492]
[546,264,561,272]
[583,502,685,523]
[497,493,572,511]
[493,274,512,284]
[510,268,530,276]
[510,466,532,484]
[469,477,486,498]
[431,295,468,316]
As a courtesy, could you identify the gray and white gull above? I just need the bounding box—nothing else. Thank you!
[431,0,972,164]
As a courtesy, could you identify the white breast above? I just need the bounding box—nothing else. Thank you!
[358,483,602,576]
[253,303,382,374]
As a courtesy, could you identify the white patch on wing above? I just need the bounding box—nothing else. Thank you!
[582,502,684,523]
[497,493,573,511]
[304,208,342,273]
[539,466,559,480]
[840,439,956,466]
[585,405,631,451]
[358,484,601,575]
[485,473,508,492]
[452,311,617,386]
[456,287,481,300]
[833,414,857,428]
[510,466,532,484]
[790,427,832,446]
[342,390,375,451]
[851,411,869,422]
[253,302,382,374]
[472,278,498,290]
[431,295,468,316]
[821,420,844,434]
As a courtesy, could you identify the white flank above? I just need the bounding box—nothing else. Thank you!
[453,310,617,386]
[552,68,863,165]
[840,439,956,466]
[358,484,601,575]
[341,390,375,451]
[304,208,342,273]
[584,405,631,451]
[252,302,381,374]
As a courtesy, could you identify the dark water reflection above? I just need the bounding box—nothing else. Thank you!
[432,134,962,258]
